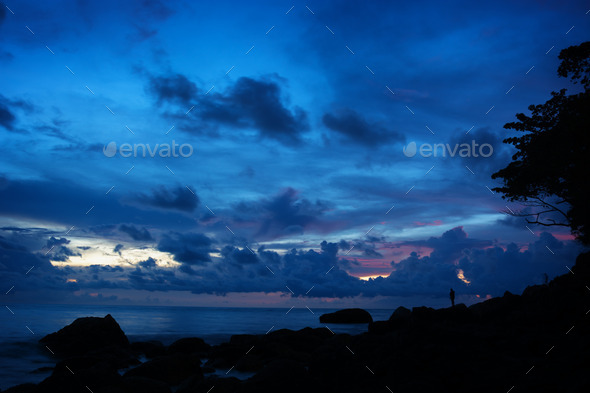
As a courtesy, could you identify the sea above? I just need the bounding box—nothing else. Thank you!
[0,304,394,390]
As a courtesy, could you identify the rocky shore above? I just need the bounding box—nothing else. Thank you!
[4,252,590,393]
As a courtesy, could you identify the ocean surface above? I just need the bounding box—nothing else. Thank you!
[0,304,393,390]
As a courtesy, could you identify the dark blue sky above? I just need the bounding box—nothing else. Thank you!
[1,0,588,308]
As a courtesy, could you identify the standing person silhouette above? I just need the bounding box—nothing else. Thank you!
[450,288,455,307]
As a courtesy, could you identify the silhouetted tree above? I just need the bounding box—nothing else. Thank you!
[492,42,590,244]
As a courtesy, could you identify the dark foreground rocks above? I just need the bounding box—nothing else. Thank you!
[39,314,129,357]
[319,308,373,323]
[5,252,590,393]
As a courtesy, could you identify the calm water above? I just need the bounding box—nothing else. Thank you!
[0,304,393,389]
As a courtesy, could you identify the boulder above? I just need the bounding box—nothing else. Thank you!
[319,308,373,324]
[37,356,122,393]
[469,291,521,322]
[433,303,473,323]
[39,314,129,357]
[3,383,38,393]
[123,354,202,385]
[411,306,436,324]
[131,340,167,359]
[389,306,411,322]
[177,375,241,393]
[167,337,210,355]
[242,359,309,393]
[367,320,393,334]
[121,376,172,393]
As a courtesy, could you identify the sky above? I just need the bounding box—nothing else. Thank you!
[1,0,589,309]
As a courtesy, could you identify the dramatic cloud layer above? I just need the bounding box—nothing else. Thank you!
[1,225,582,305]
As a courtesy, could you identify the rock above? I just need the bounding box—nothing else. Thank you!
[37,356,122,393]
[86,345,139,369]
[130,340,166,359]
[389,306,411,322]
[228,334,259,347]
[124,354,202,385]
[39,314,129,357]
[469,291,521,322]
[121,376,172,393]
[368,306,413,334]
[433,303,473,323]
[319,308,373,324]
[177,375,241,393]
[206,342,248,369]
[167,337,210,356]
[411,306,436,324]
[367,320,393,334]
[3,383,38,393]
[242,359,309,393]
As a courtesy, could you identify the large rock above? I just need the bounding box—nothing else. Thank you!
[131,340,167,359]
[121,376,172,393]
[241,359,309,393]
[177,375,241,393]
[389,306,411,322]
[39,314,129,357]
[37,356,122,393]
[167,337,210,355]
[123,354,202,385]
[319,308,373,324]
[433,303,473,324]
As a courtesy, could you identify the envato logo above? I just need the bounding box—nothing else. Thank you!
[402,141,493,158]
[103,141,194,158]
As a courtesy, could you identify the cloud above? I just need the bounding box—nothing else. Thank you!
[0,234,72,301]
[338,239,383,258]
[2,224,582,302]
[0,178,198,233]
[401,226,492,264]
[0,97,17,131]
[233,187,331,241]
[157,232,215,265]
[45,236,81,262]
[322,109,405,147]
[133,185,199,212]
[113,244,124,254]
[119,224,153,241]
[148,73,198,105]
[360,227,582,298]
[447,127,513,175]
[0,50,13,62]
[145,72,309,146]
[220,245,259,267]
[201,76,309,145]
[138,257,157,268]
[0,95,33,132]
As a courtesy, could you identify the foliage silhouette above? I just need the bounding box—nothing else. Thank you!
[492,42,590,244]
